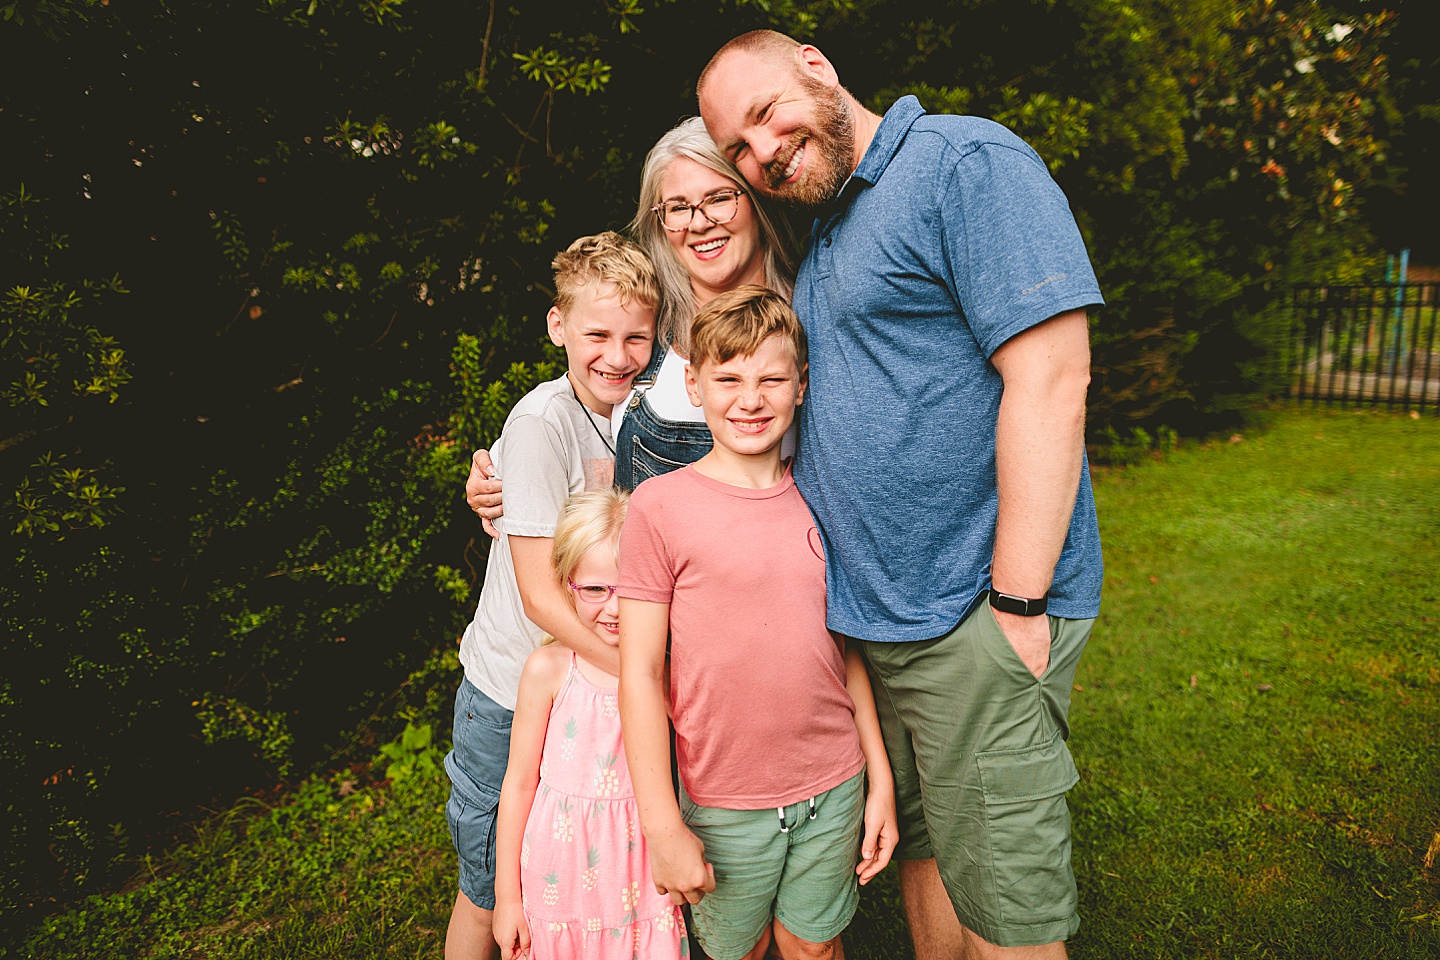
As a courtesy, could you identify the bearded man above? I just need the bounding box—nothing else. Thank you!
[696,30,1105,960]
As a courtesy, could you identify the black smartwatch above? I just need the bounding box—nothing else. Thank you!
[988,588,1048,617]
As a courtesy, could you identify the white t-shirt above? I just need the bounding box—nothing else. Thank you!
[611,347,797,458]
[459,374,615,709]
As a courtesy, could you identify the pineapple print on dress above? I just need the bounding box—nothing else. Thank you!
[561,715,578,760]
[552,797,575,843]
[583,846,601,891]
[543,871,561,908]
[518,652,684,959]
[594,752,620,797]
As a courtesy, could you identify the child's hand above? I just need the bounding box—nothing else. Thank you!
[856,777,898,885]
[493,897,530,960]
[649,823,716,905]
[465,448,504,539]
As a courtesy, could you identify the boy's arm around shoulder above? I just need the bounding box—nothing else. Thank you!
[493,644,568,960]
[496,409,624,675]
[464,447,503,539]
[618,596,714,906]
[841,638,898,885]
[511,535,621,675]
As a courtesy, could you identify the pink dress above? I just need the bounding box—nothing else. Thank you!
[520,653,687,959]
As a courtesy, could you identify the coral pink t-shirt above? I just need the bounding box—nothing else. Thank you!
[618,464,864,809]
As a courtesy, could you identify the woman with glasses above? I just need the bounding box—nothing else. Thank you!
[617,117,798,488]
[467,117,799,505]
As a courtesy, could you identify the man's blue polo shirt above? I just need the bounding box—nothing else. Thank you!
[792,96,1105,642]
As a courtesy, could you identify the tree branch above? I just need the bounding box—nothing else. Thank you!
[477,0,496,90]
[358,311,399,350]
[0,419,66,455]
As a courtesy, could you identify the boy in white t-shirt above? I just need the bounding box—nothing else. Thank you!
[444,232,657,960]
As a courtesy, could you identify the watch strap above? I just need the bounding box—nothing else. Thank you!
[988,589,1048,617]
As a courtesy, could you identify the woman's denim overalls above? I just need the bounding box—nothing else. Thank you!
[614,341,714,491]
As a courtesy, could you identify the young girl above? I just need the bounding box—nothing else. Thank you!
[492,489,686,960]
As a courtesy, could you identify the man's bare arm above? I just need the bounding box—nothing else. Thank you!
[989,308,1092,677]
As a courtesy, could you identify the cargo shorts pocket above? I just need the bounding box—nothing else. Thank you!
[446,771,502,871]
[976,736,1080,926]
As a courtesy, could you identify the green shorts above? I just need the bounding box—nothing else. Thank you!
[857,602,1093,948]
[679,771,864,960]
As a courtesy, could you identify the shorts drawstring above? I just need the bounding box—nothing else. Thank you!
[776,796,818,834]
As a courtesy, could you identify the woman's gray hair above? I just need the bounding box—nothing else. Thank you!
[630,117,798,356]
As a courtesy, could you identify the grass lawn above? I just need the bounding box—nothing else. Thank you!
[17,405,1440,959]
[1067,405,1440,958]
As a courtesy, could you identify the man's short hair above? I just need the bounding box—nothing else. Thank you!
[688,284,807,371]
[552,231,659,314]
[697,29,801,99]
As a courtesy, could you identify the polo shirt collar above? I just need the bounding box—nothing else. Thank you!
[843,95,925,193]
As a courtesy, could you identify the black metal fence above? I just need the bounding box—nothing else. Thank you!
[1289,283,1440,413]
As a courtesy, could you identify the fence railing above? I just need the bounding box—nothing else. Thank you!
[1289,283,1440,413]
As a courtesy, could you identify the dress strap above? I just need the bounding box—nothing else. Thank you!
[552,648,582,704]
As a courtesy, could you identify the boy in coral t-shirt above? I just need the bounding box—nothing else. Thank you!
[617,286,897,960]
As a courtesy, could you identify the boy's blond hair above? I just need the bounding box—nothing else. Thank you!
[552,231,659,314]
[688,284,807,371]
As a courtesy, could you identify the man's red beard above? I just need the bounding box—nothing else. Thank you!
[762,76,856,207]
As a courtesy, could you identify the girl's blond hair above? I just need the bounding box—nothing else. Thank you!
[539,488,630,646]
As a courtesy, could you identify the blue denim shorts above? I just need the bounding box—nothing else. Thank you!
[444,678,513,910]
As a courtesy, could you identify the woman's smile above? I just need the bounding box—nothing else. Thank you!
[661,156,766,303]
